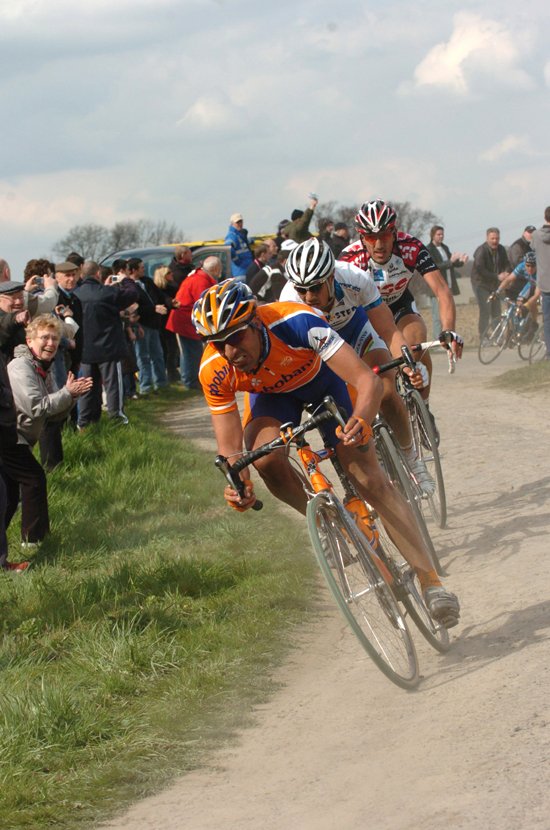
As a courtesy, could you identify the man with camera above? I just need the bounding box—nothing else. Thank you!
[74,259,138,428]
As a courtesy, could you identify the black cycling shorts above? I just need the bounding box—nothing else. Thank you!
[387,288,422,325]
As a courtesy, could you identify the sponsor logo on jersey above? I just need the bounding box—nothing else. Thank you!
[260,356,317,393]
[280,356,292,366]
[207,364,231,398]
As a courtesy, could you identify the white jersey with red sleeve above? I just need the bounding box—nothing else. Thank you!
[339,232,438,305]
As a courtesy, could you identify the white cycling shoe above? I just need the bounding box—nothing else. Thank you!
[409,457,436,497]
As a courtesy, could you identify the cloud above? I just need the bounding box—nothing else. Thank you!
[545,60,550,87]
[179,94,243,132]
[478,135,534,163]
[408,12,534,94]
[489,165,550,208]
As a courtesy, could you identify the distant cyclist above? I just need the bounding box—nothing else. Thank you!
[279,238,435,495]
[495,252,540,332]
[340,199,463,435]
[192,280,460,626]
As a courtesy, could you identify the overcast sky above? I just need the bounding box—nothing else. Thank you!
[0,0,549,276]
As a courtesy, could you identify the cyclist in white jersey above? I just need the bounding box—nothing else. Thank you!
[340,200,463,434]
[280,239,435,495]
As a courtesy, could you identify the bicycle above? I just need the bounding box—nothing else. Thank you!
[478,295,537,364]
[215,397,450,690]
[528,326,546,363]
[372,343,448,537]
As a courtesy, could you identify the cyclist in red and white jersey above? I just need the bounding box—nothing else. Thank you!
[340,200,463,430]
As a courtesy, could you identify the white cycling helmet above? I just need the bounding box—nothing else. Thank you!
[285,238,335,288]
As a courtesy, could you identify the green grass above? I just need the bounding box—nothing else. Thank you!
[0,388,317,829]
[489,359,550,393]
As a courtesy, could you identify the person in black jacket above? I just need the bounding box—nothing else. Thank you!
[127,257,168,394]
[73,259,138,427]
[168,245,194,288]
[508,225,536,269]
[471,228,511,340]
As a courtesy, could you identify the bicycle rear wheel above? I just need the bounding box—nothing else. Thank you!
[407,390,447,529]
[375,426,442,575]
[529,327,546,364]
[370,525,450,653]
[478,315,509,364]
[308,492,419,689]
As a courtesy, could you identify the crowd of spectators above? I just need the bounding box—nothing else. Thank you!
[1,197,548,571]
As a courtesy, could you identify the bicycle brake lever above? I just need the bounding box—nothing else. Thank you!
[215,455,263,511]
[400,345,416,373]
[323,396,347,429]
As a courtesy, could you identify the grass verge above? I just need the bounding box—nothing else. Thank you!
[489,359,550,393]
[0,388,317,829]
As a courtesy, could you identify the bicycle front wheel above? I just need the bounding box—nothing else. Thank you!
[407,390,447,529]
[308,493,419,689]
[529,327,546,364]
[478,315,509,364]
[376,426,442,575]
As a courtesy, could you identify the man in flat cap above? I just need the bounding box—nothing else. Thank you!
[224,213,254,279]
[0,282,30,361]
[509,225,537,269]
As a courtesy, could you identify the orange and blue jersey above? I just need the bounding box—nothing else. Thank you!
[199,301,345,414]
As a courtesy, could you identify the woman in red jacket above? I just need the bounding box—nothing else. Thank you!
[166,257,220,388]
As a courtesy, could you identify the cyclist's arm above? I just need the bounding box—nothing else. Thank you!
[498,273,518,293]
[366,301,411,360]
[325,343,383,440]
[211,409,256,509]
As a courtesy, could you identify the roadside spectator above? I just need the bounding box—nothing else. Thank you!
[22,259,59,316]
[530,207,550,359]
[0,259,11,283]
[0,283,29,360]
[261,237,278,266]
[0,350,28,571]
[426,226,468,337]
[332,222,350,258]
[471,227,511,341]
[66,252,85,285]
[121,308,141,399]
[168,245,194,288]
[275,219,290,249]
[127,257,168,394]
[245,244,271,286]
[283,196,318,243]
[38,261,83,468]
[6,315,91,547]
[225,214,254,279]
[166,256,220,389]
[154,265,181,382]
[100,265,113,284]
[74,260,138,427]
[250,250,289,304]
[318,218,334,246]
[509,225,537,270]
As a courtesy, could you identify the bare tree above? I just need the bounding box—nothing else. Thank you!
[52,219,185,262]
[392,201,440,241]
[52,224,110,261]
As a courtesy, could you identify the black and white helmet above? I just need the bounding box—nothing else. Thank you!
[285,238,335,288]
[355,199,397,234]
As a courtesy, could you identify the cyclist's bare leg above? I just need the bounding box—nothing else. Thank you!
[244,416,308,515]
[398,313,431,401]
[362,348,412,447]
[337,439,433,573]
[245,415,433,573]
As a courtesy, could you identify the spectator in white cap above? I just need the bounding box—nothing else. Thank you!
[224,213,254,279]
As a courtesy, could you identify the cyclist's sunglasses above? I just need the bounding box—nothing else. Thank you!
[294,282,326,296]
[359,229,394,244]
[210,326,249,351]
